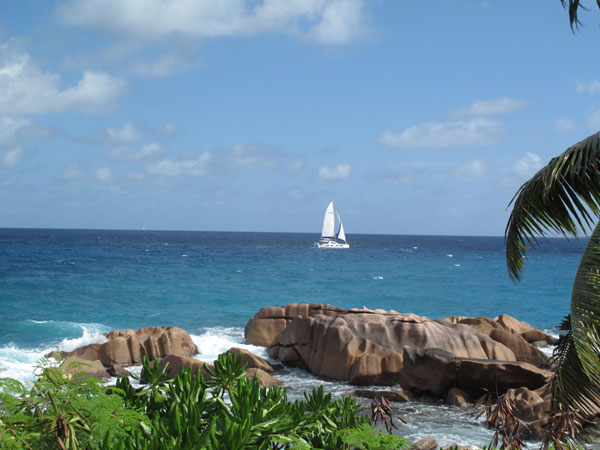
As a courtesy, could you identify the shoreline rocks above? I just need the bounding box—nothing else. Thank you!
[244,302,558,439]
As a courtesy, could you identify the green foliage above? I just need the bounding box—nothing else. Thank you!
[341,423,411,449]
[0,354,409,449]
[505,130,600,445]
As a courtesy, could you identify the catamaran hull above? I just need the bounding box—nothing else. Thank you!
[315,240,349,249]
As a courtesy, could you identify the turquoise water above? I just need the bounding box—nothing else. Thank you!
[0,228,588,445]
[0,229,584,346]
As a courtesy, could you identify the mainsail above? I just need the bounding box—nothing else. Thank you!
[321,201,336,238]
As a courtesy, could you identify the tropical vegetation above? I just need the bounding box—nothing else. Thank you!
[0,353,410,449]
[505,130,600,442]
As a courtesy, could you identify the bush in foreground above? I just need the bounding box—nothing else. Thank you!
[0,353,410,449]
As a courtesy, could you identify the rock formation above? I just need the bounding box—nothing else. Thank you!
[245,303,554,396]
[59,326,198,369]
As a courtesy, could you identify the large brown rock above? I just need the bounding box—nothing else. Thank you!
[60,356,110,380]
[488,328,549,367]
[495,313,535,335]
[521,329,559,346]
[246,368,279,387]
[245,303,345,347]
[444,316,504,337]
[227,347,275,374]
[505,386,551,439]
[158,355,214,380]
[63,326,198,368]
[398,347,551,398]
[268,311,517,385]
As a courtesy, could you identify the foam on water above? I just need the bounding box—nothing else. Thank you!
[190,327,270,363]
[0,323,110,384]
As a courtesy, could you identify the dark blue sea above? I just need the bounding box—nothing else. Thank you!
[0,228,588,445]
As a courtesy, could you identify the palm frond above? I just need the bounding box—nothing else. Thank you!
[551,331,600,418]
[505,131,600,281]
[569,219,600,407]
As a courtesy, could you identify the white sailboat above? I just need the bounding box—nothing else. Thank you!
[315,201,350,248]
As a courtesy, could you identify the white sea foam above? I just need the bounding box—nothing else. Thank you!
[447,254,454,257]
[0,323,109,384]
[190,327,270,363]
[0,344,49,383]
[373,276,384,280]
[57,326,108,353]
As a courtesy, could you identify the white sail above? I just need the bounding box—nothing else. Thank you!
[337,221,346,243]
[321,201,335,238]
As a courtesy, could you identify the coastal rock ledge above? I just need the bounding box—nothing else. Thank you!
[244,303,553,398]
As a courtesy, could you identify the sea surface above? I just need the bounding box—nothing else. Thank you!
[0,228,589,446]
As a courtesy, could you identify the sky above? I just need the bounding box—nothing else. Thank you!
[1,1,600,236]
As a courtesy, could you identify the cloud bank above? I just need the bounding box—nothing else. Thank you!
[379,118,506,148]
[57,0,369,45]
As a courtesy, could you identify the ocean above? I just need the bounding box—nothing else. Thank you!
[0,228,588,446]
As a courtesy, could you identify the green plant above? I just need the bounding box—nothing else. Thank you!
[505,131,600,445]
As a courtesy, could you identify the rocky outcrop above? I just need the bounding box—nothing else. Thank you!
[60,356,110,380]
[398,347,551,398]
[446,387,470,407]
[488,328,549,367]
[244,303,346,347]
[245,303,554,401]
[504,385,551,439]
[157,355,214,380]
[246,368,279,387]
[226,347,276,374]
[60,326,198,368]
[266,311,518,386]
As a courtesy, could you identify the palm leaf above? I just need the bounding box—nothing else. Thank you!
[551,331,600,418]
[560,0,600,31]
[505,131,600,282]
[568,219,600,407]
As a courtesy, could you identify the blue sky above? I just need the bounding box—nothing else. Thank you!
[1,1,600,236]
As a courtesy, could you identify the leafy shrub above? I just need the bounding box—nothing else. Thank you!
[0,353,411,449]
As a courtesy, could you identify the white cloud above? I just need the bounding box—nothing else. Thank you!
[163,123,176,134]
[576,79,600,94]
[59,164,86,181]
[110,142,163,161]
[453,160,489,178]
[131,53,196,78]
[512,153,543,179]
[0,116,30,146]
[227,143,279,171]
[107,122,142,142]
[317,163,351,181]
[146,153,211,177]
[0,42,125,115]
[94,166,112,181]
[554,116,575,133]
[379,118,506,148]
[289,159,304,170]
[452,97,526,117]
[380,169,415,185]
[57,0,368,45]
[1,146,21,167]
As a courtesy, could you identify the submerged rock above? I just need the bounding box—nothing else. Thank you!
[413,438,438,450]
